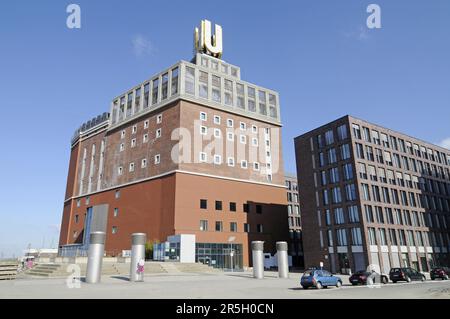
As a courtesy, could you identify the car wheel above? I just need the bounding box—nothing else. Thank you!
[316,282,323,289]
[421,276,426,282]
[351,283,358,286]
[431,277,435,281]
[382,276,388,284]
[444,275,449,280]
[392,280,397,283]
[302,286,308,290]
[406,277,412,283]
[336,281,342,288]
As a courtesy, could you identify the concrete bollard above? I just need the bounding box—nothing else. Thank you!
[276,241,289,279]
[86,231,105,284]
[252,241,264,279]
[130,233,146,282]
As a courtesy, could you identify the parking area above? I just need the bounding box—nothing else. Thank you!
[1,271,449,299]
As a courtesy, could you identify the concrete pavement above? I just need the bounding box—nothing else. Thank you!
[1,271,449,299]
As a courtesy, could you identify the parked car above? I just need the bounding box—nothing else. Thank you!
[389,267,426,283]
[430,267,450,280]
[300,269,342,289]
[349,270,389,285]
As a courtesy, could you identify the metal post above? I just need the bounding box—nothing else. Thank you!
[85,231,105,284]
[276,241,289,279]
[251,241,264,279]
[130,233,146,282]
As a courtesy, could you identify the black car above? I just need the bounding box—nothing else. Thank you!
[349,270,389,285]
[389,267,426,283]
[430,267,450,280]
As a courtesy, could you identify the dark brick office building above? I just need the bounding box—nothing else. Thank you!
[295,115,450,274]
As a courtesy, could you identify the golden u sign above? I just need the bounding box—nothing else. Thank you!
[194,20,223,59]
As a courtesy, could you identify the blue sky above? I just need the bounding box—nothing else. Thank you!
[0,0,449,258]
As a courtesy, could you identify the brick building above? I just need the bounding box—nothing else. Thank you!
[295,115,450,274]
[58,20,289,269]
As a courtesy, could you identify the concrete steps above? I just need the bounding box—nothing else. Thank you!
[0,262,18,280]
[19,261,221,278]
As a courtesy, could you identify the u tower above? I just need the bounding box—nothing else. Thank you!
[59,20,289,269]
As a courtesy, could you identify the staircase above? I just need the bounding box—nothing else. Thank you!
[20,261,220,278]
[0,262,18,280]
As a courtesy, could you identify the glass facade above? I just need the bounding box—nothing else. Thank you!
[196,243,243,271]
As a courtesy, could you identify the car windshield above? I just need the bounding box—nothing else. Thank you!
[303,270,314,277]
[390,268,401,273]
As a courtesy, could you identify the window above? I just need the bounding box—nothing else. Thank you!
[252,138,258,147]
[214,128,221,138]
[161,73,168,100]
[227,157,235,167]
[154,154,160,164]
[185,66,195,95]
[115,190,120,199]
[200,112,207,121]
[240,135,247,144]
[236,83,245,109]
[325,130,334,145]
[200,220,208,231]
[258,90,267,115]
[121,130,126,139]
[200,199,207,209]
[252,125,258,134]
[112,226,118,234]
[215,201,222,210]
[199,71,208,99]
[131,138,136,148]
[348,205,360,223]
[343,163,353,180]
[200,126,207,135]
[355,143,364,159]
[368,228,377,245]
[340,144,351,160]
[119,143,125,152]
[230,222,237,232]
[336,229,348,246]
[144,83,150,108]
[214,115,221,125]
[328,148,337,163]
[157,114,162,124]
[230,202,236,212]
[253,162,260,171]
[334,208,345,224]
[118,166,123,175]
[199,152,207,163]
[132,125,137,134]
[227,132,234,141]
[215,221,223,232]
[345,184,357,201]
[329,167,339,183]
[351,228,362,245]
[332,187,342,203]
[156,128,162,138]
[241,160,248,169]
[129,162,135,172]
[243,203,249,213]
[337,124,348,141]
[257,224,263,233]
[74,215,79,223]
[143,134,148,143]
[224,80,233,106]
[113,208,118,218]
[240,122,246,131]
[152,78,159,104]
[244,223,250,232]
[227,119,234,128]
[214,155,222,165]
[352,124,361,139]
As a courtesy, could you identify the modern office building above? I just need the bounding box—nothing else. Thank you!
[59,20,289,269]
[285,173,303,267]
[295,115,450,274]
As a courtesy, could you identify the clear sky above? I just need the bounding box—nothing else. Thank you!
[0,0,449,258]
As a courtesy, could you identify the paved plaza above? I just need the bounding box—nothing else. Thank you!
[1,271,449,299]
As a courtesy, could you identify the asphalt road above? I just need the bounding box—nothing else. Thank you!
[1,271,449,299]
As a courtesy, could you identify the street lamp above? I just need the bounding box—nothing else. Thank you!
[228,236,236,272]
